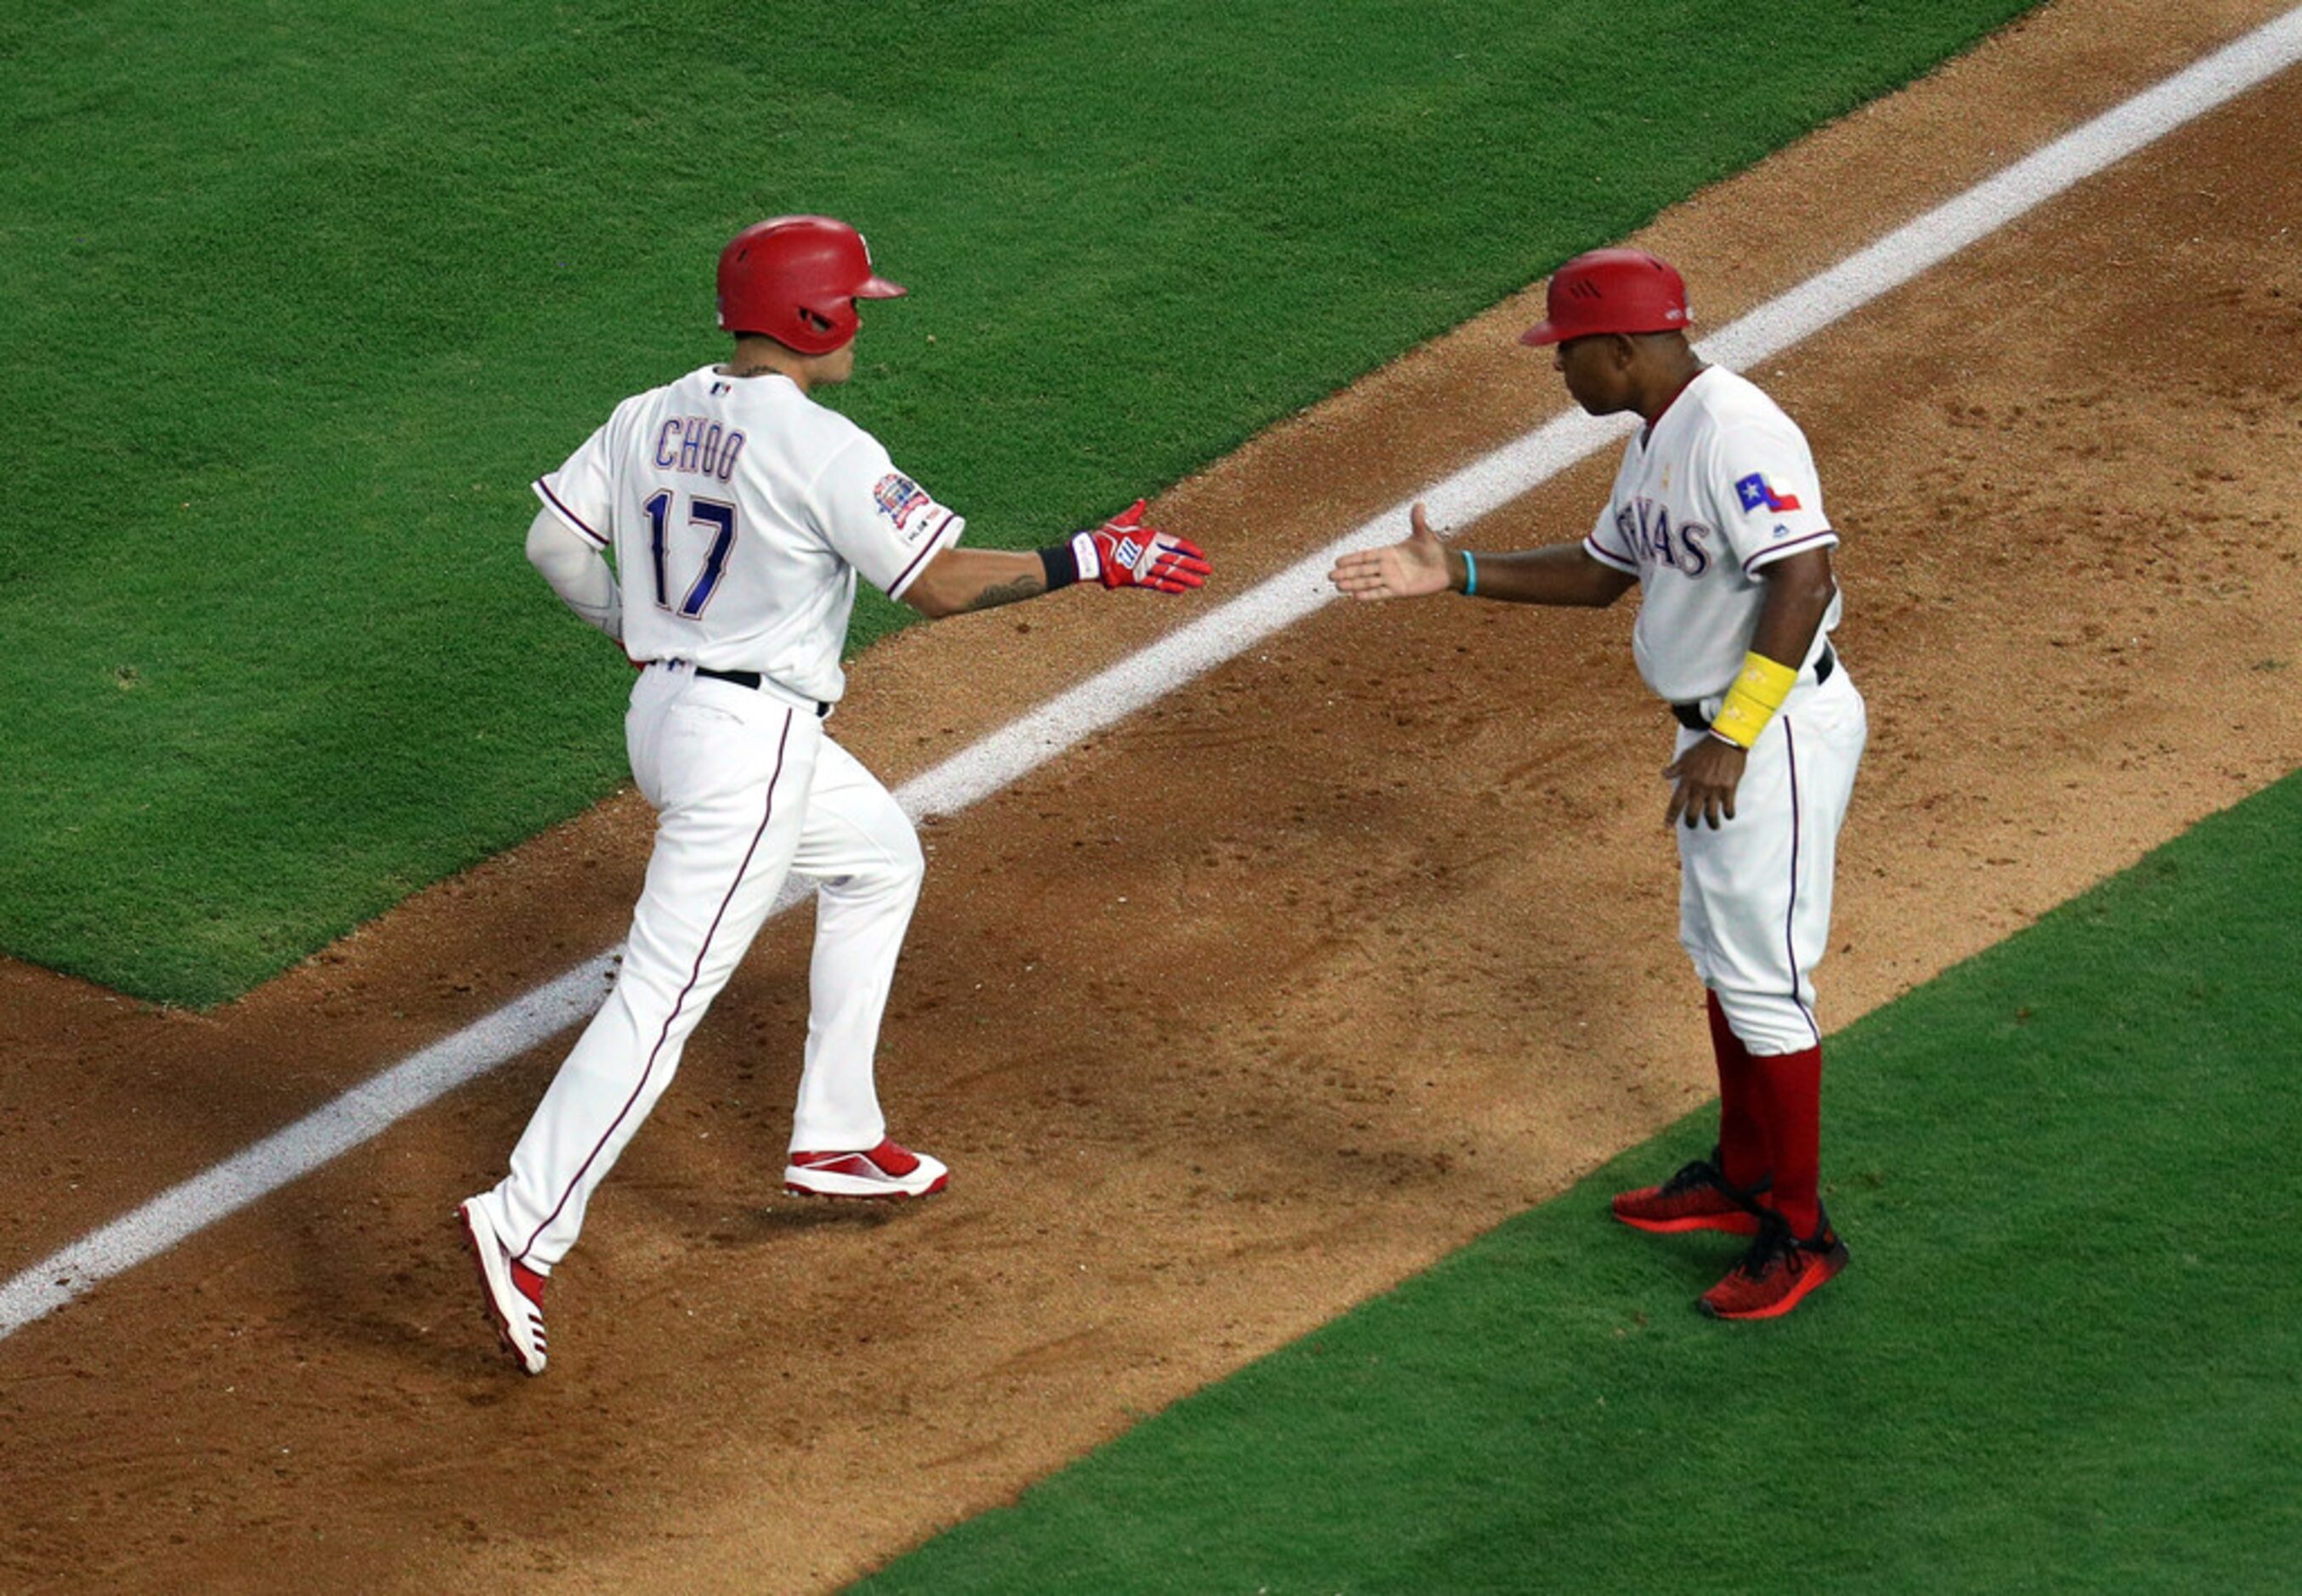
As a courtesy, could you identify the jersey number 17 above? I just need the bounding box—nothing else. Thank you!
[642,489,737,619]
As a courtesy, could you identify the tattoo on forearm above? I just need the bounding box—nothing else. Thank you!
[961,574,1047,613]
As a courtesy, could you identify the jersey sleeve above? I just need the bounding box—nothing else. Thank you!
[1580,440,1642,574]
[532,418,616,551]
[804,434,966,599]
[1581,495,1639,574]
[1708,417,1835,572]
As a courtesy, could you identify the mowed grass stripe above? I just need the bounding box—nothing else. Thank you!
[2,0,2040,1004]
[858,773,2302,1593]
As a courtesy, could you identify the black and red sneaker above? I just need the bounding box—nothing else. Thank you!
[1611,1151,1768,1236]
[1698,1210,1849,1321]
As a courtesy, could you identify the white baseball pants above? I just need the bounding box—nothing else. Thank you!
[1674,662,1867,1057]
[475,662,925,1273]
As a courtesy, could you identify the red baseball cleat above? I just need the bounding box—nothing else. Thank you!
[783,1138,949,1199]
[458,1198,549,1374]
[1611,1152,1767,1235]
[1699,1210,1848,1321]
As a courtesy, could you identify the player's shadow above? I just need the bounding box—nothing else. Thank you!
[645,1186,913,1247]
[281,1196,909,1388]
[274,1207,523,1383]
[730,1199,907,1235]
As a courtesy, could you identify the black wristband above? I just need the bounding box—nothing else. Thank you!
[1038,540,1082,591]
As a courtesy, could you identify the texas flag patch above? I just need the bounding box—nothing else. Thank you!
[1735,472,1802,513]
[873,472,933,529]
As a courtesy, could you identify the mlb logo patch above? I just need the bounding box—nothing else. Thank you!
[1735,473,1801,513]
[874,472,932,529]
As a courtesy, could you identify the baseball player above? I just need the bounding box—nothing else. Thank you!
[1329,248,1867,1320]
[459,215,1211,1374]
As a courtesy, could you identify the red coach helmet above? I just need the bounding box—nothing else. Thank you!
[1519,248,1691,347]
[715,215,907,355]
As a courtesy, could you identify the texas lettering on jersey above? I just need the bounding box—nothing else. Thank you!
[1612,495,1713,577]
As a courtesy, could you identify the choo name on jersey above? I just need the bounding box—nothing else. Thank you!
[652,416,746,483]
[1614,495,1711,576]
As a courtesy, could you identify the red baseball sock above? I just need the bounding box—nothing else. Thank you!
[1708,992,1768,1191]
[1752,1044,1824,1237]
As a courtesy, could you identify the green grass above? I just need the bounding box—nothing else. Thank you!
[2,0,2039,1001]
[860,773,2302,1592]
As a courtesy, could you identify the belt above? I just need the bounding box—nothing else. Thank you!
[690,665,832,718]
[1671,646,1833,733]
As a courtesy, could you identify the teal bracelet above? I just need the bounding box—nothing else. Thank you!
[1462,550,1479,597]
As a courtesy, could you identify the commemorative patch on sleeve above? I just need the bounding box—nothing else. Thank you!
[873,472,934,530]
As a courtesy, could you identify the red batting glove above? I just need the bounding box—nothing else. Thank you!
[1083,501,1211,593]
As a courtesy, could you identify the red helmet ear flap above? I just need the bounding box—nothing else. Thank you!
[716,216,908,354]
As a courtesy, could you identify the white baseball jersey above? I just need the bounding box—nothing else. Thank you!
[532,366,964,703]
[1581,365,1841,705]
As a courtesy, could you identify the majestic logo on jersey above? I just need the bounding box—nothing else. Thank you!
[1734,473,1802,513]
[874,473,933,530]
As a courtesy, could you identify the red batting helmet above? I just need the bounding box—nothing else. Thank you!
[1519,248,1691,347]
[715,215,907,355]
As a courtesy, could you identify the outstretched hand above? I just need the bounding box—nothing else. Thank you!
[1328,502,1452,600]
[1089,501,1210,593]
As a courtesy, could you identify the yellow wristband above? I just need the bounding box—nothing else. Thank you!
[1708,651,1799,749]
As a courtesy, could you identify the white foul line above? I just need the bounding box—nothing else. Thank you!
[7,6,2300,1343]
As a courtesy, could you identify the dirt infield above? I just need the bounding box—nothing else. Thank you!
[6,1,2302,1588]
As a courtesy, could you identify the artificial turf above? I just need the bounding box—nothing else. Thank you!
[856,770,2302,1592]
[3,0,2039,1002]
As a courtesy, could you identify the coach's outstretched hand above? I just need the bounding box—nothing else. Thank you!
[1085,501,1210,593]
[1328,502,1451,600]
